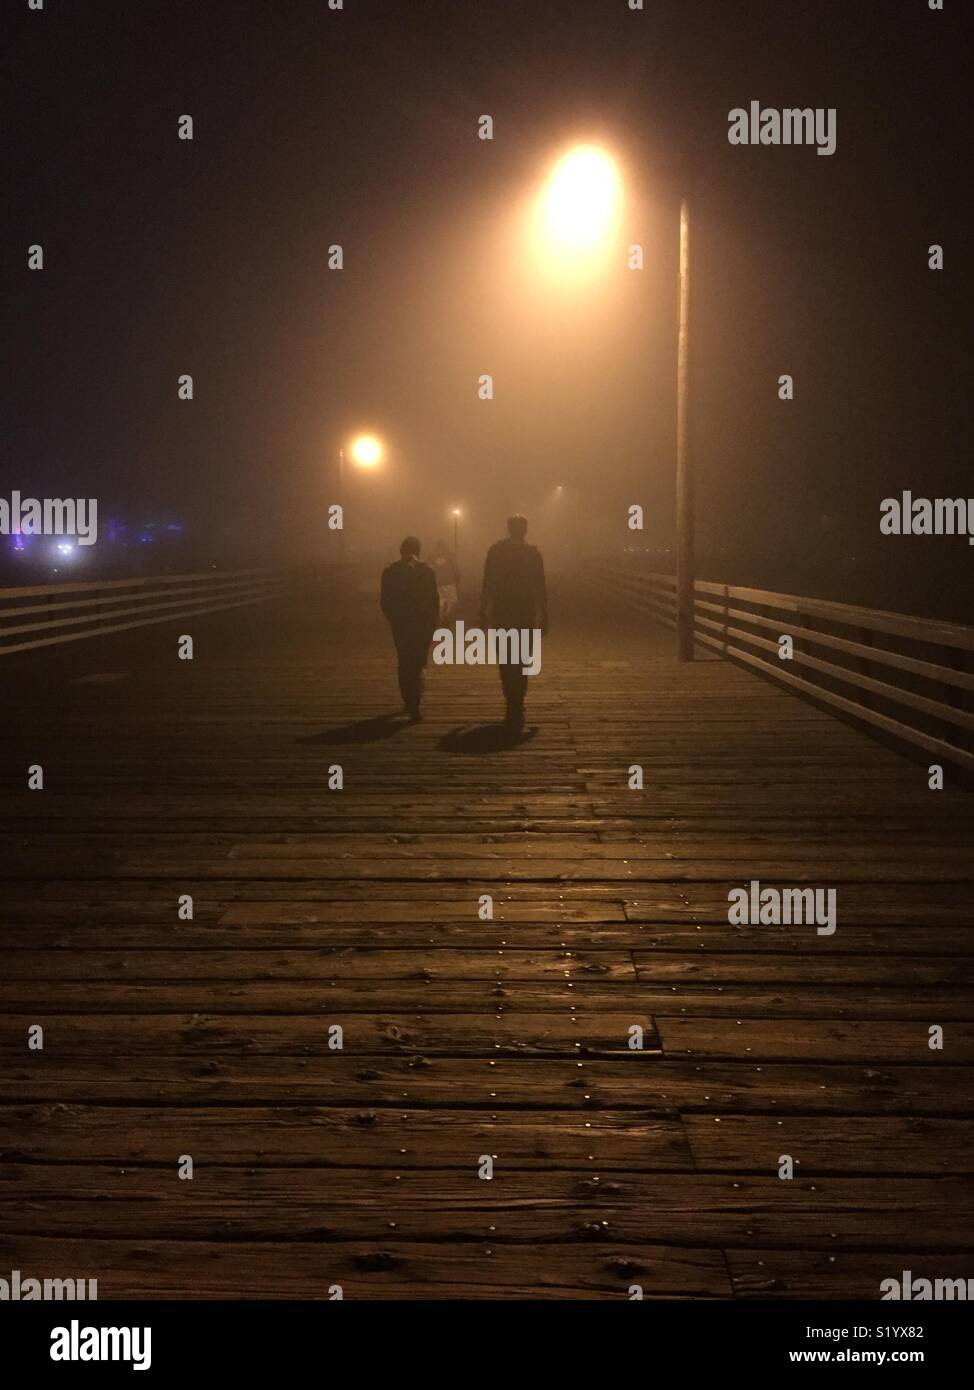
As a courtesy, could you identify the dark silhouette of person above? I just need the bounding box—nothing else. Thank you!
[430,539,460,618]
[380,536,440,721]
[481,514,548,731]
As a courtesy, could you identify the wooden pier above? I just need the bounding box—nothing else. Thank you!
[1,582,972,1298]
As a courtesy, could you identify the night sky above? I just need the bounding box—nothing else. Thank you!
[4,0,968,613]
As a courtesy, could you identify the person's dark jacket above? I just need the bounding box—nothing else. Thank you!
[481,538,548,629]
[380,557,440,637]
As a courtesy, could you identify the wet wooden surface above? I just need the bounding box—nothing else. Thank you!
[1,581,972,1299]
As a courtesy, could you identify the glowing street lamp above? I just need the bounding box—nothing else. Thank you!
[540,145,621,252]
[349,434,383,469]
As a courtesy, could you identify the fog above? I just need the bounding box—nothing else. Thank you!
[4,0,967,617]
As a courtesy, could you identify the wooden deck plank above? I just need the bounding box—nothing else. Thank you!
[1,982,970,1018]
[5,946,970,985]
[2,1057,969,1114]
[727,1249,974,1300]
[0,1104,692,1168]
[6,922,974,954]
[658,1017,974,1062]
[1,1168,969,1250]
[0,1012,661,1055]
[684,1115,974,1173]
[0,1234,731,1299]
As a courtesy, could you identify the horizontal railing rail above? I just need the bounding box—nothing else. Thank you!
[585,559,974,774]
[0,568,283,655]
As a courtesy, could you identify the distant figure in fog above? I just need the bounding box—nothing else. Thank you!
[431,539,460,619]
[380,536,440,722]
[481,514,548,732]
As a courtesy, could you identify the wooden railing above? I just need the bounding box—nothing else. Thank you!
[585,560,974,774]
[0,568,283,656]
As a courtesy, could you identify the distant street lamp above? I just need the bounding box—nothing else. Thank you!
[349,434,383,469]
[536,146,695,660]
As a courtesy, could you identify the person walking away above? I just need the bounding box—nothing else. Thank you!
[431,538,460,620]
[380,536,440,721]
[480,514,548,732]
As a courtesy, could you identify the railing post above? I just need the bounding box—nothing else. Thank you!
[720,585,730,649]
[858,625,874,710]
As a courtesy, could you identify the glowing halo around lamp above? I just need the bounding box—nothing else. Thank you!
[543,146,620,248]
[349,434,383,468]
[529,145,623,277]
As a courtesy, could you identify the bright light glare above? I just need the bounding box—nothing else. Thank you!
[349,434,383,468]
[540,146,621,253]
[452,507,461,516]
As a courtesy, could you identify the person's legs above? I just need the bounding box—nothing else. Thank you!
[394,635,415,712]
[499,662,526,730]
[494,609,534,730]
[396,648,414,711]
[396,631,428,719]
[408,657,425,718]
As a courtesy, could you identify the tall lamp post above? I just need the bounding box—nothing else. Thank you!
[536,147,695,660]
[675,199,694,661]
[452,507,461,573]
